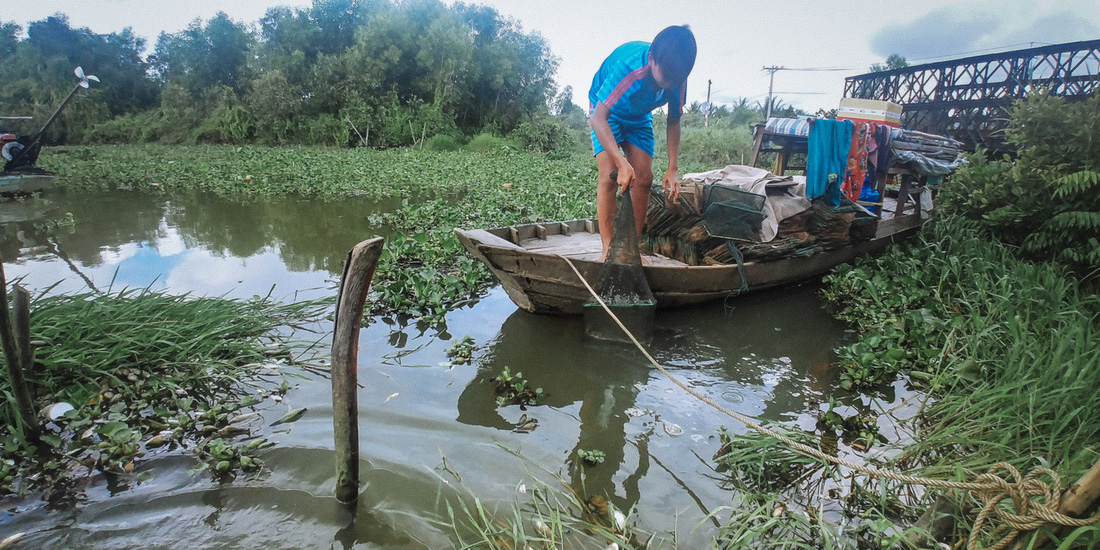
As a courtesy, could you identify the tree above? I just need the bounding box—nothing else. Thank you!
[3,1,564,147]
[869,54,908,73]
[0,15,157,142]
[0,21,20,64]
[453,3,558,133]
[153,13,254,95]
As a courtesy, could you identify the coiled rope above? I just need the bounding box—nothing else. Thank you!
[559,254,1098,550]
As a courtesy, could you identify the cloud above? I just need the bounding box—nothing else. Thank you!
[1002,13,1100,48]
[869,2,1100,63]
[869,7,1003,60]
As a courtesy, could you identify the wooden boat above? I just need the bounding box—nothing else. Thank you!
[0,169,55,195]
[455,210,924,316]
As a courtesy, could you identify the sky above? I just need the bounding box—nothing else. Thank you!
[7,0,1100,112]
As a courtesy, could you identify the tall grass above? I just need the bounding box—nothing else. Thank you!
[20,286,326,410]
[823,215,1100,547]
[0,285,328,492]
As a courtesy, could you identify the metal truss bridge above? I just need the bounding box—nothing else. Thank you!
[843,39,1100,153]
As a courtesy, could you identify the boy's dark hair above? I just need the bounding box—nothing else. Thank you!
[650,25,696,86]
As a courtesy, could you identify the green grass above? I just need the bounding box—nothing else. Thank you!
[0,284,328,497]
[821,215,1100,548]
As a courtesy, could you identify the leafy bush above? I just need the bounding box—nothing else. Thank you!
[303,113,348,147]
[676,125,755,168]
[938,92,1100,274]
[465,133,517,153]
[194,104,255,144]
[507,118,574,153]
[425,134,462,152]
[90,112,154,144]
[1021,170,1100,269]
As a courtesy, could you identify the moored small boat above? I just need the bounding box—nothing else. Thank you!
[0,169,55,195]
[0,66,100,197]
[455,210,924,316]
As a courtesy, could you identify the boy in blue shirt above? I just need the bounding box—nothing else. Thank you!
[589,25,696,260]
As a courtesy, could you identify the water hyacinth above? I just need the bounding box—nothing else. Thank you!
[0,285,328,496]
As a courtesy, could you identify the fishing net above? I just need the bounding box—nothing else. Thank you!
[642,182,873,268]
[701,184,768,243]
[584,189,656,344]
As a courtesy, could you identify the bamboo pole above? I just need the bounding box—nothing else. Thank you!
[331,237,384,504]
[1028,457,1100,549]
[0,259,39,440]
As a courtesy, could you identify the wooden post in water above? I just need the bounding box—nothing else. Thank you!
[14,286,34,379]
[331,237,384,504]
[0,259,39,440]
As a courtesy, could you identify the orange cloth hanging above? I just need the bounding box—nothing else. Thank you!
[842,122,875,202]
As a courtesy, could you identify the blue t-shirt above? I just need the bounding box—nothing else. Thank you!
[589,41,686,123]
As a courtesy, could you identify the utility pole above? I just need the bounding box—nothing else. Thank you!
[763,66,783,120]
[705,79,712,128]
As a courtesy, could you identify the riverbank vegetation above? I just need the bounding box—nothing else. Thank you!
[2,2,798,157]
[1,1,560,149]
[810,92,1100,547]
[0,284,326,501]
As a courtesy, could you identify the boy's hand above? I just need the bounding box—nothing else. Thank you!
[613,163,635,195]
[662,169,681,204]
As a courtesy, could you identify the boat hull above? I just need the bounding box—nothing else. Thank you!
[0,171,54,194]
[455,213,924,315]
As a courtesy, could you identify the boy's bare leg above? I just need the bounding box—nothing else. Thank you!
[595,150,620,261]
[622,143,654,237]
[595,144,653,262]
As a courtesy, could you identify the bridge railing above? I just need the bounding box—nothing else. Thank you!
[844,39,1100,153]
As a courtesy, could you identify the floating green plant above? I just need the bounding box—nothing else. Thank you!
[0,285,328,497]
[492,366,542,408]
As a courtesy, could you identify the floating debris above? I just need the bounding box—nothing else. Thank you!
[533,518,552,538]
[512,414,538,433]
[42,402,75,421]
[663,421,684,437]
[271,407,307,426]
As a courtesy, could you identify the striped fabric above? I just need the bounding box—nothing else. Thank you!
[589,41,685,121]
[765,117,811,137]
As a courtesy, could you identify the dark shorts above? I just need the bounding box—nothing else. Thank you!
[591,116,654,158]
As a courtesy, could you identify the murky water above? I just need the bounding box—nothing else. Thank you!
[0,191,896,548]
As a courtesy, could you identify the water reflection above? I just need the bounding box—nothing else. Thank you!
[0,192,395,300]
[457,287,851,521]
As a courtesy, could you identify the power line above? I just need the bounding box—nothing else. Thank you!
[905,42,1057,63]
[761,66,849,118]
[773,66,854,72]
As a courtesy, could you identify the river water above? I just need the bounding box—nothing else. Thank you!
[0,191,902,548]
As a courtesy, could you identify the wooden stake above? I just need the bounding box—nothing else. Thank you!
[1028,457,1100,549]
[13,286,33,378]
[0,260,39,440]
[331,237,384,504]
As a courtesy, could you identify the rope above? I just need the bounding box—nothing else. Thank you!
[558,254,1100,550]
